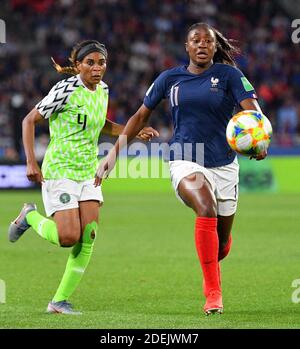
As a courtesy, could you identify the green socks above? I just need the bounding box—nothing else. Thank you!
[52,222,97,302]
[26,210,98,302]
[26,211,59,246]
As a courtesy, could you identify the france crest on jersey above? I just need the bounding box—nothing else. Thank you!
[143,63,257,168]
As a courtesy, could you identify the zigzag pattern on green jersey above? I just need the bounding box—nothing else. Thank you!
[35,75,109,181]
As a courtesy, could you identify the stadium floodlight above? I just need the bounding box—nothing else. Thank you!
[0,19,6,43]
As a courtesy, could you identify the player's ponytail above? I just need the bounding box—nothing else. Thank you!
[51,56,78,75]
[213,28,239,66]
[51,40,108,75]
[187,23,239,67]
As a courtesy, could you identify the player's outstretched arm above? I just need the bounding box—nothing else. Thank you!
[240,98,267,161]
[101,118,158,141]
[101,119,124,136]
[22,108,45,183]
[94,104,159,186]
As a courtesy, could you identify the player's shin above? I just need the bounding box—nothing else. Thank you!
[52,221,98,302]
[216,234,232,290]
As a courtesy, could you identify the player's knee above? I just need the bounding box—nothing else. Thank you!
[58,228,81,247]
[59,235,80,247]
[189,180,217,217]
[196,205,217,217]
[82,221,98,245]
[194,199,217,217]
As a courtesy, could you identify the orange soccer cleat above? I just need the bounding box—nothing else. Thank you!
[204,290,223,315]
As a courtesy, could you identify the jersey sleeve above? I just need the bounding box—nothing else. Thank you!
[35,77,79,119]
[228,67,257,105]
[100,80,109,95]
[143,71,168,110]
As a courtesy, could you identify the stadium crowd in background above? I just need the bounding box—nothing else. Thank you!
[1,0,300,161]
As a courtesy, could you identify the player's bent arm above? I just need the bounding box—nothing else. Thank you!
[101,119,124,137]
[101,107,158,141]
[113,104,154,154]
[22,108,44,164]
[240,98,263,113]
[94,104,155,186]
[22,108,45,182]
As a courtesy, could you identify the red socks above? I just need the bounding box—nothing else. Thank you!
[195,217,220,295]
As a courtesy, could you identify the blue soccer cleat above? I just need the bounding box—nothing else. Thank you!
[8,203,37,242]
[46,300,82,315]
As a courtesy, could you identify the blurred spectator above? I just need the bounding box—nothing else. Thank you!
[0,0,299,161]
[4,147,19,161]
[277,97,299,146]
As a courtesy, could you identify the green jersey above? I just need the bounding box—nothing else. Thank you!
[35,75,108,180]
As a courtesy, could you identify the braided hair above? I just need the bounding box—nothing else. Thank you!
[51,40,108,75]
[187,23,239,66]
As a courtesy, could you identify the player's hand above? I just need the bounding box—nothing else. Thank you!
[26,161,44,183]
[250,150,267,161]
[94,152,117,187]
[136,127,159,141]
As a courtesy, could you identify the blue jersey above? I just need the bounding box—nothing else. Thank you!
[143,63,257,168]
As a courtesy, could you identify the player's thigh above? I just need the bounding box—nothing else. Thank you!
[217,214,235,247]
[42,178,81,217]
[211,159,239,217]
[53,208,81,245]
[170,160,217,217]
[79,201,100,231]
[211,161,239,246]
[179,175,216,216]
[78,179,102,232]
[42,178,82,245]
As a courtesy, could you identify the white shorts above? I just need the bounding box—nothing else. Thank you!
[41,178,104,217]
[169,158,239,216]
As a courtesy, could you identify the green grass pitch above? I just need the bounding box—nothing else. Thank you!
[0,179,300,329]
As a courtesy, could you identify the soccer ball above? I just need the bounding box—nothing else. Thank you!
[226,110,272,156]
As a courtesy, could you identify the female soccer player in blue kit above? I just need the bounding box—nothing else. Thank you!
[94,23,267,315]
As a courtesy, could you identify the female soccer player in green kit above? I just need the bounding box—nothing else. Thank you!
[8,40,158,315]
